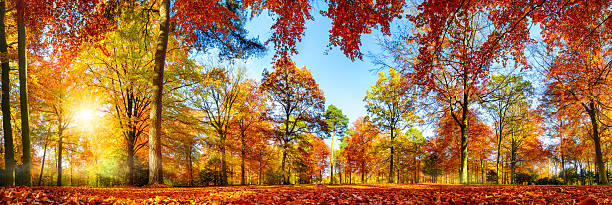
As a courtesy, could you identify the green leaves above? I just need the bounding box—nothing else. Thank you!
[323,104,349,138]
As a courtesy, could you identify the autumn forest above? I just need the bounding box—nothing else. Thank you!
[1,0,612,204]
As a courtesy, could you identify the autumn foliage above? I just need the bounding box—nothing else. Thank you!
[2,185,611,204]
[2,0,612,204]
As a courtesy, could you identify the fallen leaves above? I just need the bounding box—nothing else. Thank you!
[1,184,610,204]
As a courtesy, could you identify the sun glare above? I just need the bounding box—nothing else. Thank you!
[74,106,102,132]
[76,109,96,124]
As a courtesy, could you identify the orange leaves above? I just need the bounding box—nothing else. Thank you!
[2,185,611,204]
[45,0,116,56]
[322,0,404,60]
[244,0,312,58]
[173,0,236,44]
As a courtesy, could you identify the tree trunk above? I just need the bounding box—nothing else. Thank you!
[259,151,264,185]
[389,127,395,183]
[241,132,246,185]
[127,143,135,185]
[510,138,516,184]
[281,142,288,184]
[413,155,418,183]
[126,88,136,186]
[57,128,63,186]
[561,142,566,184]
[187,145,193,186]
[148,0,170,185]
[586,102,608,185]
[495,110,503,184]
[330,132,335,184]
[37,138,49,186]
[220,132,228,185]
[361,161,365,183]
[0,0,14,186]
[481,159,484,184]
[459,92,469,184]
[16,0,31,186]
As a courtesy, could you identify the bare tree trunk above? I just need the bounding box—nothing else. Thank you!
[220,131,228,185]
[361,161,365,183]
[241,132,246,185]
[148,0,170,185]
[281,143,288,184]
[37,138,49,186]
[586,102,608,185]
[0,0,15,186]
[187,145,193,186]
[57,127,63,186]
[389,127,395,183]
[16,0,31,186]
[259,151,264,185]
[510,138,516,184]
[330,132,335,184]
[459,89,469,184]
[495,110,503,184]
[127,143,135,185]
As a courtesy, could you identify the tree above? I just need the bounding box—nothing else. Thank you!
[533,0,612,185]
[0,0,15,185]
[16,0,32,186]
[400,0,539,184]
[147,0,265,184]
[482,75,533,184]
[432,108,493,183]
[364,68,417,183]
[74,8,156,185]
[396,127,426,183]
[29,58,83,186]
[230,80,270,185]
[294,133,330,184]
[147,0,170,185]
[423,153,442,182]
[323,104,348,184]
[342,116,379,183]
[504,104,546,184]
[260,59,325,184]
[186,66,246,185]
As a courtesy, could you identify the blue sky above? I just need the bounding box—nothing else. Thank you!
[240,9,388,148]
[193,6,553,151]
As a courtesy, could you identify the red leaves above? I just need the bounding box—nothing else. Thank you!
[2,185,611,204]
[173,0,236,44]
[244,0,313,59]
[322,0,404,60]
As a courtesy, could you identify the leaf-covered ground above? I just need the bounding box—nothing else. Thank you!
[1,184,610,204]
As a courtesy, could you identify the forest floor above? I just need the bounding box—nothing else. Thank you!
[1,184,611,204]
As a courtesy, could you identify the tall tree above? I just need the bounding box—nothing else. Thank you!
[230,80,269,185]
[504,105,545,184]
[364,68,417,183]
[433,108,493,183]
[147,0,262,184]
[261,59,325,184]
[0,0,15,186]
[323,104,348,184]
[16,0,32,186]
[186,67,245,185]
[147,0,170,185]
[400,0,538,184]
[75,7,156,185]
[342,116,379,183]
[482,75,533,184]
[533,0,612,185]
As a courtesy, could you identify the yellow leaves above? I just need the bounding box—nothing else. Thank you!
[0,50,18,62]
